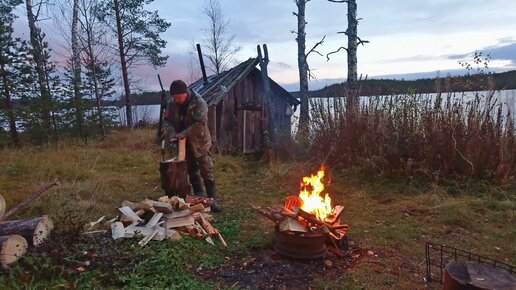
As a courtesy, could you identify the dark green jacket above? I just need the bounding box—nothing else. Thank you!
[165,90,212,157]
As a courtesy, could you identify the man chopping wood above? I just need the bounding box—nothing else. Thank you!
[164,80,222,212]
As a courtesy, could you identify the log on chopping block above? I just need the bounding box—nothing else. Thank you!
[0,194,5,217]
[0,235,28,265]
[0,216,54,246]
[160,158,190,198]
[0,179,59,221]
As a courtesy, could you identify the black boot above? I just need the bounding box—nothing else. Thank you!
[190,174,205,197]
[204,179,222,212]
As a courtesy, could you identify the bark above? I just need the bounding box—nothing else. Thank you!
[295,0,310,143]
[82,5,106,138]
[0,216,54,246]
[25,0,53,140]
[159,160,190,198]
[71,0,85,140]
[113,0,133,128]
[0,235,28,265]
[0,63,20,146]
[346,0,358,111]
[0,194,5,217]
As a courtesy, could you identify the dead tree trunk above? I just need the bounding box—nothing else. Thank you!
[0,216,54,247]
[113,0,133,128]
[0,235,28,265]
[71,0,85,140]
[346,0,358,111]
[295,0,309,143]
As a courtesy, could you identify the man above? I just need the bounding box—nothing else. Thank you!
[164,80,222,212]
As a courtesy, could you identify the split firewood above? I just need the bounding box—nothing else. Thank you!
[87,216,107,231]
[145,212,163,228]
[170,197,189,210]
[158,196,170,203]
[325,205,344,224]
[189,204,205,214]
[0,194,5,217]
[196,222,215,245]
[178,138,186,161]
[185,195,213,207]
[200,215,227,247]
[118,207,144,223]
[184,224,203,239]
[279,218,308,233]
[138,227,160,247]
[164,209,190,219]
[121,200,138,210]
[0,216,53,246]
[165,229,181,241]
[152,201,173,213]
[0,179,59,222]
[135,199,155,211]
[191,212,214,223]
[111,222,125,240]
[0,235,28,265]
[165,216,195,229]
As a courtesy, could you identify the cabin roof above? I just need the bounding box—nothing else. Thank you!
[189,58,300,107]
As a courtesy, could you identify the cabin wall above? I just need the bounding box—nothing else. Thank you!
[207,70,295,153]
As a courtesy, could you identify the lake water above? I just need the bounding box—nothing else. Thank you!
[117,90,516,129]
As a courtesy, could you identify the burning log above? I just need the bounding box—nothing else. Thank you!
[0,216,54,247]
[0,235,28,265]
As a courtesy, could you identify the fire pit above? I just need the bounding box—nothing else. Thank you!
[252,168,349,259]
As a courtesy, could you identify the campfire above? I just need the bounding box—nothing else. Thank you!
[252,167,348,259]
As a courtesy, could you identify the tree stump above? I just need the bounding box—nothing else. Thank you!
[0,216,54,247]
[160,159,190,198]
[0,235,28,265]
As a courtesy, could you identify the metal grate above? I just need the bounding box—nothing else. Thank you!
[425,242,515,284]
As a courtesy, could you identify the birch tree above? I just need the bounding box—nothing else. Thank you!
[293,0,324,144]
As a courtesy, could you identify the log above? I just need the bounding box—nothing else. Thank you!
[165,216,195,229]
[0,235,28,265]
[250,205,276,223]
[0,179,59,221]
[160,159,190,198]
[0,194,5,217]
[279,218,308,232]
[200,215,227,247]
[118,207,144,223]
[0,216,53,246]
[152,201,173,213]
[164,209,190,220]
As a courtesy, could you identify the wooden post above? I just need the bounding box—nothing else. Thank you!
[257,44,276,143]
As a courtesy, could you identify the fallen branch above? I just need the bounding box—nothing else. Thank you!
[0,179,59,221]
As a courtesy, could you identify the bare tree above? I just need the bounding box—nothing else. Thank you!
[293,0,325,144]
[327,0,368,111]
[202,0,240,75]
[25,0,57,141]
[71,0,85,140]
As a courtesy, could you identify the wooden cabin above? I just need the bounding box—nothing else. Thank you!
[189,51,300,154]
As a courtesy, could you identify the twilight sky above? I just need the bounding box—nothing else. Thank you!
[13,0,516,91]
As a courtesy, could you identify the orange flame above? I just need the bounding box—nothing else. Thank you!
[298,168,332,221]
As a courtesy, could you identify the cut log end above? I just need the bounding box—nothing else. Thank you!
[33,216,54,246]
[0,235,28,265]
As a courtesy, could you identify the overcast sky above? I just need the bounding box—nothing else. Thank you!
[13,0,516,91]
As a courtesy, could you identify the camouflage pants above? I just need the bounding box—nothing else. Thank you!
[187,148,214,185]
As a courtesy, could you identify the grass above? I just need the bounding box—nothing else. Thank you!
[0,128,515,289]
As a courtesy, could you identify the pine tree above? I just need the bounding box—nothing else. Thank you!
[96,0,170,128]
[0,0,34,146]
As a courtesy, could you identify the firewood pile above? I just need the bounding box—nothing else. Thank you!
[0,179,58,266]
[86,195,227,247]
